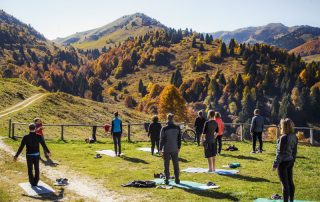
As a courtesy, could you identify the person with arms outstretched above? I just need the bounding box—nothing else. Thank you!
[160,113,181,185]
[111,111,123,157]
[14,123,51,187]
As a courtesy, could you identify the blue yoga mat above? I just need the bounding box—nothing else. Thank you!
[153,179,219,190]
[254,198,313,202]
[182,167,239,175]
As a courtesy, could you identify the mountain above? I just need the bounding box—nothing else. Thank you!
[211,23,320,50]
[289,38,320,57]
[53,13,166,50]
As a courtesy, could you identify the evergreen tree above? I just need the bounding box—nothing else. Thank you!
[199,43,205,51]
[200,34,204,41]
[271,96,280,123]
[192,37,197,48]
[220,42,228,57]
[279,94,293,119]
[170,69,183,88]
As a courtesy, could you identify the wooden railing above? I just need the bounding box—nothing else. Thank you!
[7,119,317,145]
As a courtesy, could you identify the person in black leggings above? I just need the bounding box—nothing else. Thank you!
[111,112,123,156]
[148,115,162,155]
[194,110,206,146]
[273,118,298,202]
[14,123,51,186]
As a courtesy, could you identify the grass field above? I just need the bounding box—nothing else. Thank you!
[2,136,319,202]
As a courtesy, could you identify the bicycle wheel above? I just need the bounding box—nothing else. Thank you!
[182,129,196,142]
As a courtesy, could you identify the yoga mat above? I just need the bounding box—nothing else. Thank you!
[96,150,124,157]
[19,181,55,196]
[182,167,239,175]
[254,198,313,202]
[137,147,152,152]
[153,179,220,190]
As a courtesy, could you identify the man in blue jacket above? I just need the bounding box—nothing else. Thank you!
[250,109,264,153]
[111,111,123,156]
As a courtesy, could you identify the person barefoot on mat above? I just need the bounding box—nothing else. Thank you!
[111,111,123,157]
[148,115,162,155]
[201,110,219,172]
[160,113,181,185]
[273,118,297,202]
[14,123,51,187]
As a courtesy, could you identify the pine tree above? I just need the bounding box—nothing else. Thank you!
[158,84,187,121]
[279,94,293,119]
[220,42,228,57]
[271,96,280,123]
[170,69,183,88]
[199,43,205,51]
[200,34,204,41]
[192,37,197,48]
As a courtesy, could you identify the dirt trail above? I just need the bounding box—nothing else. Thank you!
[0,93,46,118]
[0,94,129,202]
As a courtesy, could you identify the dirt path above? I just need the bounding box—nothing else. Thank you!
[0,94,129,201]
[0,138,126,202]
[0,93,46,118]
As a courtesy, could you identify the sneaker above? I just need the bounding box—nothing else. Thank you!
[251,151,256,154]
[175,179,180,184]
[271,194,282,200]
[164,179,169,185]
[257,150,263,153]
[207,182,216,186]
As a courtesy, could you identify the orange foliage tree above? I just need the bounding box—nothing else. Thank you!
[158,84,187,122]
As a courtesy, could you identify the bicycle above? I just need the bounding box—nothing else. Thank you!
[179,123,196,142]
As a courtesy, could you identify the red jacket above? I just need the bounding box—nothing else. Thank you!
[36,123,44,136]
[215,118,224,136]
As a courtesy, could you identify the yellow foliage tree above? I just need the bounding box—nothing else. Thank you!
[158,84,187,121]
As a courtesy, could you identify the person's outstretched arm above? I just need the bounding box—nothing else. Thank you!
[14,136,26,159]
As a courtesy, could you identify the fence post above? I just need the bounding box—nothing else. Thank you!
[8,119,12,138]
[12,123,15,139]
[61,125,64,141]
[240,124,244,141]
[92,126,97,141]
[127,123,131,142]
[310,128,314,146]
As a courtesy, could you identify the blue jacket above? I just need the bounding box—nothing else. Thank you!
[250,115,264,133]
[111,117,122,134]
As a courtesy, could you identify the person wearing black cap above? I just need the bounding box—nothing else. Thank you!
[160,113,181,185]
[14,123,51,187]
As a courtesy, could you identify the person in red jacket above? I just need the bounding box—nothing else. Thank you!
[34,118,49,159]
[214,112,224,155]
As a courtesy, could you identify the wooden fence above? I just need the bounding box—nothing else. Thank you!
[7,119,317,145]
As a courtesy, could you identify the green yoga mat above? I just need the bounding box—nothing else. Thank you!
[254,198,313,202]
[153,179,219,190]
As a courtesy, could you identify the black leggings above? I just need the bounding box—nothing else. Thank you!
[26,155,40,186]
[278,160,295,202]
[216,135,222,154]
[252,132,263,151]
[151,138,159,155]
[195,132,202,146]
[112,133,122,155]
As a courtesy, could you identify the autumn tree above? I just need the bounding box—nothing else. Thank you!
[158,84,187,121]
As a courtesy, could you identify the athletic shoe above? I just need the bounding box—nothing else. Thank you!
[251,151,256,154]
[257,150,263,153]
[271,194,282,200]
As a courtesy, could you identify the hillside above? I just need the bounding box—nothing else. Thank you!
[54,13,166,50]
[0,78,151,140]
[289,38,320,57]
[211,23,320,50]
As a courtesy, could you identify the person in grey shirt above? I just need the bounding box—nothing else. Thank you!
[160,113,181,185]
[273,118,298,202]
[250,109,264,153]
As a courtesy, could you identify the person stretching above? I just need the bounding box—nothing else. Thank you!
[14,123,51,187]
[160,113,181,185]
[273,118,297,202]
[148,115,162,155]
[194,110,206,146]
[214,112,224,155]
[111,111,123,157]
[250,109,264,153]
[201,110,219,172]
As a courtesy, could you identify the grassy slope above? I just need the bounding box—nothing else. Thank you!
[0,79,44,111]
[302,54,320,63]
[3,139,319,202]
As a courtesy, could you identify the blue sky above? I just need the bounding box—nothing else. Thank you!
[1,0,319,40]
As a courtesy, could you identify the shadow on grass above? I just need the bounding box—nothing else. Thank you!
[40,157,59,167]
[223,173,270,182]
[22,188,64,201]
[179,157,189,163]
[221,153,262,161]
[184,189,239,201]
[121,155,149,164]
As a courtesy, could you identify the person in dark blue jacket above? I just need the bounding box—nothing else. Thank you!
[111,111,123,157]
[273,118,297,202]
[250,109,264,153]
[148,115,162,155]
[14,123,51,186]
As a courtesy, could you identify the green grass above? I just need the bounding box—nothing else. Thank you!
[302,54,320,63]
[3,138,319,202]
[0,78,44,111]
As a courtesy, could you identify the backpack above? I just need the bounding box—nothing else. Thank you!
[122,180,156,188]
